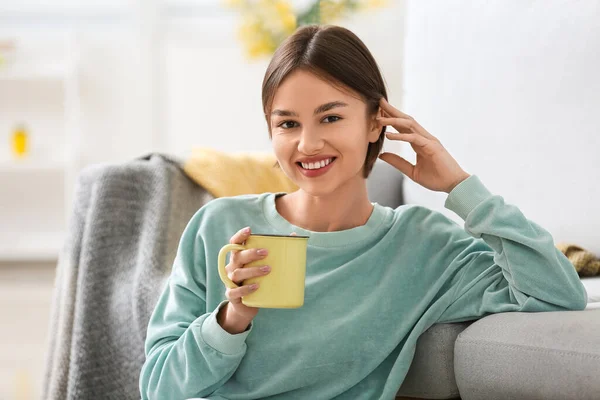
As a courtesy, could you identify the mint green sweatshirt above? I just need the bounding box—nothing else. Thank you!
[139,175,587,400]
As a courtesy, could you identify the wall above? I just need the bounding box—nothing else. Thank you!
[402,0,600,253]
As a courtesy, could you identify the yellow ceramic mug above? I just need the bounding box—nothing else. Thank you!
[218,233,309,308]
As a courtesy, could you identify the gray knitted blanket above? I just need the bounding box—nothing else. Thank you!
[42,153,214,400]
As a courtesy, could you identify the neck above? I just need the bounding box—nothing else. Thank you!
[276,180,374,233]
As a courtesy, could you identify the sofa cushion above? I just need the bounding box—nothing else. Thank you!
[454,309,600,400]
[367,159,405,209]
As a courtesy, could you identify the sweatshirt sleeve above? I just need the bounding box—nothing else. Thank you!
[434,175,588,324]
[139,209,253,400]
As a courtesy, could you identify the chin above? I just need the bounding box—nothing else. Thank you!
[295,181,341,198]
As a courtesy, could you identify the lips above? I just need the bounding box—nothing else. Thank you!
[296,157,336,170]
[296,157,337,177]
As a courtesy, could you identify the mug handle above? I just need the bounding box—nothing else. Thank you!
[218,243,247,289]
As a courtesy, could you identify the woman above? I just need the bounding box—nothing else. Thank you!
[140,25,587,400]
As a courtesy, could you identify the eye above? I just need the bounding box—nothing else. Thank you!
[323,115,342,123]
[277,120,298,129]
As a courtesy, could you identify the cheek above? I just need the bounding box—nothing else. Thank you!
[336,126,371,148]
[271,136,291,159]
[272,135,283,149]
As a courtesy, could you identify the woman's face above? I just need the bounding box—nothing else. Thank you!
[269,69,381,196]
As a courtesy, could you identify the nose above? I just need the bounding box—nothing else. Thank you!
[297,127,325,155]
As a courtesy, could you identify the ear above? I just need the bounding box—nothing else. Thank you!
[367,107,383,143]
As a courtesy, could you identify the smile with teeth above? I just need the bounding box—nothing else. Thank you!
[299,157,335,170]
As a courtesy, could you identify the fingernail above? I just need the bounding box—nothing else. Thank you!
[243,227,250,234]
[250,283,259,290]
[260,266,271,272]
[257,248,268,256]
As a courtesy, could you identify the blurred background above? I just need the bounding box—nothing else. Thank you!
[0,0,598,398]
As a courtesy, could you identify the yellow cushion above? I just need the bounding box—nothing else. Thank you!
[182,147,298,198]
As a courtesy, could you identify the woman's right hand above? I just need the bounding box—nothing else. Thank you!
[222,226,272,323]
[218,227,297,333]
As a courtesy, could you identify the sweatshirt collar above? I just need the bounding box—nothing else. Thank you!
[262,192,388,248]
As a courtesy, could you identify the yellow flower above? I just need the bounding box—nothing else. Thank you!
[238,16,277,59]
[238,17,262,41]
[356,0,391,11]
[275,0,293,15]
[247,36,277,58]
[247,41,275,58]
[227,0,390,59]
[320,0,347,24]
[275,0,297,34]
[367,0,390,8]
[254,0,296,37]
[222,0,247,8]
[281,12,297,33]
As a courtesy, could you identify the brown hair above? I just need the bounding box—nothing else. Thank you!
[262,24,388,178]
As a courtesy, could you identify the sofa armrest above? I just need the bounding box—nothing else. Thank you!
[454,309,600,400]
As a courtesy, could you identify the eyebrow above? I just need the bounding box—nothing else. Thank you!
[271,101,349,118]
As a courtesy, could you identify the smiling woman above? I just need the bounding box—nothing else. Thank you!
[260,24,389,233]
[140,21,588,400]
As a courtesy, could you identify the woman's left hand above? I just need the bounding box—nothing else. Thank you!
[376,98,471,194]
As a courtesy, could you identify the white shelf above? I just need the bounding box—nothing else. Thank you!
[0,33,80,262]
[0,159,67,172]
[0,62,73,81]
[0,232,66,261]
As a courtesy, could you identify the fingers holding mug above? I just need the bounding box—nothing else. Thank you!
[225,282,259,303]
[226,231,296,285]
[230,226,252,245]
[219,227,262,320]
[226,242,270,286]
[223,226,253,284]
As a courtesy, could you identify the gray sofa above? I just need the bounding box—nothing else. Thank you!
[43,153,600,400]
